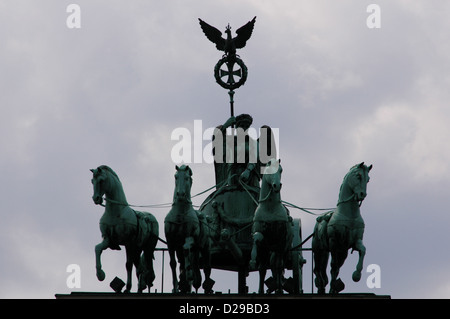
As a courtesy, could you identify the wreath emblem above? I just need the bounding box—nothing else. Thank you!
[214,56,248,91]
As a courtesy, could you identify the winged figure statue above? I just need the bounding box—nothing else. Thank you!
[198,16,256,57]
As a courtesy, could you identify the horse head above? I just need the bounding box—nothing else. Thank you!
[262,158,282,193]
[341,162,372,204]
[91,166,107,205]
[174,165,193,202]
[90,165,120,205]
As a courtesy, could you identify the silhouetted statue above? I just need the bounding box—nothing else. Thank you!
[250,159,293,294]
[91,165,159,293]
[164,165,213,293]
[312,162,372,294]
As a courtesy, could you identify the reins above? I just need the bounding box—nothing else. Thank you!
[337,194,364,207]
[281,200,334,216]
[101,178,339,218]
[336,193,355,207]
[101,178,228,209]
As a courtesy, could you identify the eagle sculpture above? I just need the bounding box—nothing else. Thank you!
[198,16,256,57]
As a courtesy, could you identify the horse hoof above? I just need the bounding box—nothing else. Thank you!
[202,278,215,293]
[330,278,345,294]
[352,270,361,282]
[96,269,105,281]
[317,288,326,295]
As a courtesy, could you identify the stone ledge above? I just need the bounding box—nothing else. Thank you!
[55,291,391,299]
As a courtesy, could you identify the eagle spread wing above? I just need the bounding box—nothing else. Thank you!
[199,16,256,52]
[198,18,226,51]
[234,16,256,49]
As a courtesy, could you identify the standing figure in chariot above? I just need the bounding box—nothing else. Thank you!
[212,114,277,190]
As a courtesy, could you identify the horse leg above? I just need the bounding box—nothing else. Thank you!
[313,249,329,294]
[201,246,214,294]
[187,243,200,293]
[258,266,267,294]
[94,237,109,281]
[352,238,366,282]
[250,231,266,293]
[192,249,202,293]
[177,247,191,293]
[168,248,179,293]
[137,253,146,293]
[277,252,285,294]
[258,254,267,294]
[271,251,283,294]
[183,237,195,285]
[312,220,330,294]
[124,246,139,293]
[132,250,143,293]
[250,232,263,270]
[329,249,348,294]
[146,237,158,290]
[258,248,268,294]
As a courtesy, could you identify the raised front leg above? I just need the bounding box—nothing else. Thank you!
[352,239,366,282]
[95,238,109,281]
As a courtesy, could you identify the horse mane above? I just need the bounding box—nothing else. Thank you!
[343,163,367,181]
[345,164,360,179]
[176,165,193,180]
[97,165,121,182]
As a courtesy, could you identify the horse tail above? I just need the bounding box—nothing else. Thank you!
[135,211,160,248]
[312,211,333,252]
[195,211,210,247]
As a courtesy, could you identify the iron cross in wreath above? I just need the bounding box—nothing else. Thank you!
[199,17,256,90]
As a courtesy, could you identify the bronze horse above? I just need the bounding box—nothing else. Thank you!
[164,165,213,293]
[91,165,159,293]
[312,162,372,294]
[250,159,293,294]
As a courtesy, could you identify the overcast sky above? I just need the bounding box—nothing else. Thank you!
[1,0,450,298]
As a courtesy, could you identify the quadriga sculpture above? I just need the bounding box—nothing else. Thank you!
[312,162,372,294]
[91,165,159,293]
[164,165,213,293]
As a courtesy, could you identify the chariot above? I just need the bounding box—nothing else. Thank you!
[196,124,306,294]
[199,185,305,294]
